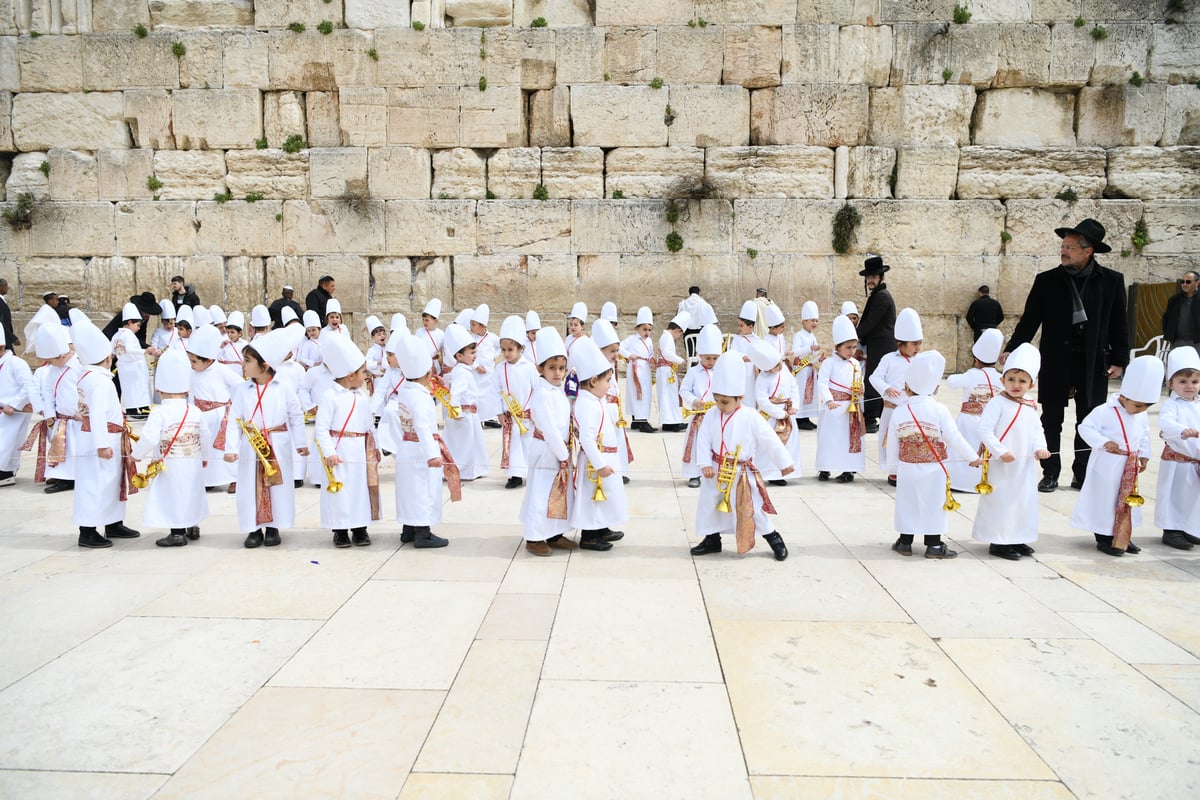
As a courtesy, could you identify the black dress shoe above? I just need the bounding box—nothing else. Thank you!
[352,528,371,546]
[263,528,282,547]
[768,479,787,487]
[687,477,700,488]
[400,525,416,544]
[690,533,722,556]
[1163,530,1195,550]
[504,476,524,489]
[186,526,200,540]
[887,476,897,487]
[1097,543,1124,556]
[244,530,264,548]
[1069,478,1084,490]
[483,420,502,429]
[78,527,112,549]
[796,419,817,431]
[763,531,788,561]
[1013,543,1035,556]
[1037,477,1058,493]
[294,479,304,489]
[1185,532,1200,545]
[1125,542,1141,554]
[817,471,830,481]
[835,471,855,483]
[601,528,624,542]
[891,539,912,556]
[105,523,140,539]
[989,543,1021,560]
[579,531,613,551]
[925,543,958,559]
[333,530,352,548]
[622,475,630,485]
[156,532,189,547]
[44,479,74,494]
[864,421,879,434]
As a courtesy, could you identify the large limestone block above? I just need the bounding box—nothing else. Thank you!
[529,86,570,147]
[310,148,368,199]
[838,24,893,86]
[0,91,10,151]
[15,259,87,309]
[264,91,308,149]
[668,85,751,148]
[957,146,1107,199]
[1077,84,1166,147]
[387,87,460,147]
[994,24,1051,87]
[693,1,796,24]
[346,0,412,29]
[374,28,478,87]
[893,146,958,199]
[6,152,51,201]
[431,148,486,200]
[751,84,868,146]
[47,149,98,201]
[306,92,342,147]
[555,27,604,83]
[124,90,175,150]
[477,200,572,254]
[178,32,225,91]
[603,27,656,85]
[99,149,155,201]
[851,200,1005,256]
[732,199,840,253]
[781,24,839,85]
[341,87,388,146]
[116,203,197,255]
[542,146,603,198]
[196,200,284,255]
[445,0,512,26]
[1048,24,1094,87]
[1164,85,1200,146]
[224,255,267,311]
[605,147,705,198]
[18,34,82,92]
[594,0,693,25]
[267,29,375,91]
[85,257,138,314]
[706,146,834,199]
[571,85,668,147]
[487,28,556,90]
[173,89,262,150]
[1030,0,1077,22]
[1080,0,1149,20]
[81,34,178,90]
[1143,201,1200,256]
[847,146,894,199]
[223,33,270,89]
[795,0,882,24]
[28,202,116,257]
[890,22,999,87]
[974,89,1074,147]
[878,0,961,21]
[1107,146,1200,200]
[149,0,254,27]
[1002,199,1144,257]
[132,256,222,309]
[1150,23,1200,84]
[256,0,347,27]
[486,148,542,199]
[525,253,577,311]
[409,255,453,312]
[723,26,782,89]
[152,150,227,200]
[867,85,975,146]
[656,25,723,85]
[571,199,732,255]
[450,254,528,311]
[225,150,310,199]
[92,0,151,30]
[513,0,592,26]
[12,93,130,151]
[969,0,1034,21]
[282,200,386,256]
[460,85,525,148]
[266,255,369,312]
[368,257,413,314]
[0,38,16,92]
[368,147,432,199]
[385,200,477,255]
[1090,23,1151,85]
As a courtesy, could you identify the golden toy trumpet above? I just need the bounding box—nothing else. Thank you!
[429,375,462,419]
[124,422,140,442]
[131,458,165,489]
[976,447,993,494]
[315,440,343,493]
[236,417,280,483]
[1124,477,1145,507]
[682,401,715,418]
[715,445,741,513]
[790,355,812,376]
[848,363,863,414]
[615,394,629,428]
[943,477,961,511]
[587,461,606,502]
[502,391,529,435]
[721,333,733,353]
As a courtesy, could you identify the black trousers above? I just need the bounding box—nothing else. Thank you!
[1040,357,1098,483]
[683,328,701,360]
[862,349,886,425]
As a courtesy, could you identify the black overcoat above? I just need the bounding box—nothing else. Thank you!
[857,283,896,368]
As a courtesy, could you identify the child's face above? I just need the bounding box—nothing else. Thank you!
[342,365,367,389]
[161,319,175,330]
[736,318,753,334]
[848,314,860,325]
[187,352,210,372]
[802,318,818,332]
[540,356,567,386]
[422,314,438,331]
[500,339,523,363]
[1170,372,1199,401]
[243,353,268,381]
[671,326,684,340]
[526,329,538,341]
[585,369,612,397]
[835,340,858,359]
[48,353,72,367]
[1002,369,1033,397]
[306,326,320,339]
[469,321,486,337]
[126,319,142,331]
[1117,395,1152,414]
[372,328,386,344]
[568,318,583,336]
[326,313,342,327]
[636,323,652,337]
[601,342,620,362]
[227,327,241,341]
[713,393,741,414]
[386,351,399,368]
[699,354,718,369]
[456,344,477,366]
[768,323,785,336]
[898,340,922,358]
[178,325,192,338]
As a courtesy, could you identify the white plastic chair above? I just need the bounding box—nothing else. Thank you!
[1130,334,1170,365]
[683,332,699,368]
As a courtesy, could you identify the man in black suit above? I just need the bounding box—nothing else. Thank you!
[268,285,304,329]
[0,278,17,349]
[966,285,1004,341]
[856,256,896,433]
[1162,270,1199,349]
[1003,219,1129,493]
[305,275,336,326]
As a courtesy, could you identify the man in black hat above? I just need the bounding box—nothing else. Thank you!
[305,275,336,326]
[102,292,161,347]
[1003,218,1129,493]
[856,255,896,433]
[0,278,16,349]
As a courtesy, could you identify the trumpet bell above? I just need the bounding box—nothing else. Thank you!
[327,480,344,494]
[716,498,732,513]
[975,482,994,495]
[1124,493,1145,507]
[131,473,149,489]
[943,497,962,511]
[593,485,606,502]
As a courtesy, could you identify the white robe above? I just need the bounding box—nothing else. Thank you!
[568,389,628,530]
[112,328,151,409]
[679,363,715,479]
[389,381,446,527]
[728,333,761,409]
[971,394,1047,544]
[755,369,803,481]
[1155,394,1200,535]
[619,334,655,420]
[443,362,489,480]
[228,378,305,532]
[276,361,311,483]
[303,364,337,486]
[32,360,80,481]
[815,355,866,473]
[150,325,178,352]
[869,350,914,467]
[656,331,685,425]
[790,329,823,417]
[295,337,322,369]
[366,342,387,378]
[189,361,242,487]
[315,384,376,530]
[494,358,536,479]
[1069,398,1151,537]
[520,377,573,541]
[0,351,34,473]
[946,366,1002,492]
[885,396,979,536]
[131,399,212,529]
[605,384,633,476]
[474,331,502,420]
[694,405,791,538]
[73,368,125,527]
[372,367,406,451]
[417,326,446,375]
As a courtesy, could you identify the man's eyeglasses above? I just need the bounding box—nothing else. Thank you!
[1182,280,1195,285]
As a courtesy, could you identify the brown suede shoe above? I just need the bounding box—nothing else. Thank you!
[526,540,553,557]
[546,535,577,551]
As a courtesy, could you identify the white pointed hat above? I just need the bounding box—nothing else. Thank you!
[74,323,112,365]
[281,306,299,326]
[325,298,342,316]
[832,314,857,345]
[209,305,227,325]
[750,339,781,371]
[1120,355,1165,404]
[601,301,618,323]
[905,350,945,396]
[23,305,61,354]
[385,328,408,355]
[442,323,473,360]
[225,310,245,330]
[738,300,758,321]
[250,304,271,328]
[321,331,366,379]
[122,302,141,322]
[570,335,612,382]
[364,315,383,333]
[972,328,1004,364]
[390,312,408,334]
[1167,345,1200,379]
[303,309,320,328]
[154,348,192,394]
[186,324,223,360]
[591,318,618,349]
[249,329,295,370]
[67,308,88,327]
[894,307,923,342]
[525,310,541,331]
[472,304,490,326]
[801,301,819,321]
[763,304,785,328]
[535,326,566,363]
[398,334,432,380]
[1004,343,1041,379]
[499,315,526,344]
[840,301,858,316]
[176,304,194,326]
[671,310,691,330]
[636,306,653,326]
[423,298,442,319]
[568,301,588,322]
[34,322,72,359]
[192,305,212,328]
[712,351,746,396]
[159,299,176,320]
[454,308,473,328]
[697,323,723,356]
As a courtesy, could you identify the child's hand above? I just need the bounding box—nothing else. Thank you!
[1182,428,1200,439]
[202,460,208,468]
[1138,457,1149,473]
[427,457,443,468]
[1034,448,1050,459]
[781,466,795,476]
[1000,452,1016,463]
[968,458,983,468]
[701,466,716,479]
[0,405,11,416]
[324,454,342,467]
[224,453,238,463]
[97,447,113,460]
[885,388,903,399]
[1103,441,1123,454]
[826,401,838,410]
[597,465,615,478]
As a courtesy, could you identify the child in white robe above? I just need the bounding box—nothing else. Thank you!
[1155,347,1200,550]
[0,327,33,486]
[947,328,1004,492]
[470,305,503,427]
[656,311,689,432]
[619,307,657,432]
[25,324,80,491]
[791,301,824,429]
[150,300,179,352]
[870,307,923,482]
[680,324,722,488]
[593,319,634,485]
[112,302,154,417]
[885,351,980,559]
[364,315,387,381]
[728,300,763,410]
[751,341,803,485]
[186,325,241,490]
[319,299,350,339]
[296,310,323,369]
[689,351,792,561]
[219,311,247,377]
[971,343,1050,559]
[442,323,489,480]
[372,329,408,451]
[815,315,866,483]
[1069,355,1164,557]
[568,337,627,551]
[495,315,536,489]
[133,349,212,547]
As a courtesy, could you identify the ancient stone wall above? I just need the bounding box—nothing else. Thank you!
[1,0,1198,367]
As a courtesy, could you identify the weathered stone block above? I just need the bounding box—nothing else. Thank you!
[387,87,460,147]
[605,147,705,198]
[99,149,156,201]
[487,148,542,200]
[1143,201,1200,256]
[346,0,412,29]
[723,26,782,89]
[92,0,151,30]
[309,148,368,199]
[283,200,386,256]
[196,200,285,256]
[450,254,528,312]
[267,29,375,91]
[1048,24,1094,87]
[1149,23,1200,84]
[368,147,432,199]
[0,91,10,152]
[1090,23,1151,85]
[893,146,958,200]
[867,85,975,146]
[542,146,603,199]
[571,199,732,255]
[529,86,570,148]
[957,146,1108,199]
[974,89,1075,147]
[969,0,1034,21]
[384,200,477,255]
[223,33,270,90]
[177,32,224,90]
[86,257,138,314]
[1003,199,1144,257]
[341,87,388,146]
[6,152,50,201]
[368,257,413,314]
[878,0,959,21]
[410,255,453,313]
[603,27,656,85]
[656,25,724,85]
[794,0,881,24]
[838,24,893,86]
[706,146,835,199]
[1030,0,1076,22]
[431,148,486,200]
[266,254,369,312]
[28,202,116,257]
[116,202,198,255]
[1107,146,1200,200]
[47,149,98,202]
[555,27,604,84]
[594,0,693,25]
[571,85,669,147]
[0,38,17,92]
[225,150,310,199]
[460,85,525,148]
[851,200,1005,256]
[18,34,82,92]
[124,90,175,150]
[668,85,751,148]
[847,146,894,199]
[16,259,87,310]
[153,150,227,201]
[173,89,262,150]
[512,0,592,27]
[890,22,999,87]
[224,255,267,311]
[264,91,308,149]
[12,93,130,152]
[751,84,868,147]
[524,253,577,312]
[732,199,840,253]
[374,28,478,87]
[149,0,254,28]
[306,92,342,147]
[1163,85,1200,146]
[781,24,839,85]
[81,34,178,90]
[256,0,346,27]
[1077,84,1166,147]
[994,24,1051,87]
[446,0,513,26]
[132,256,219,310]
[487,28,556,90]
[477,200,572,254]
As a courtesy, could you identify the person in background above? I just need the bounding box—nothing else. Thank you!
[169,276,200,312]
[305,275,337,327]
[269,286,304,330]
[0,278,18,349]
[677,286,718,361]
[856,256,897,434]
[966,285,1004,342]
[1162,270,1199,350]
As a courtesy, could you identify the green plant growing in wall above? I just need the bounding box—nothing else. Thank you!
[39,161,49,177]
[612,190,625,199]
[1130,71,1145,87]
[953,4,972,23]
[146,175,163,192]
[172,41,186,58]
[650,77,663,89]
[3,193,35,230]
[245,193,264,203]
[832,203,861,255]
[1000,230,1012,243]
[531,17,547,28]
[1121,248,1132,257]
[532,184,549,200]
[1074,16,1086,27]
[368,48,378,61]
[288,22,306,33]
[317,20,333,35]
[282,134,307,153]
[664,105,676,125]
[438,192,451,199]
[1055,187,1078,203]
[485,190,496,200]
[942,68,953,82]
[275,213,283,221]
[479,76,488,91]
[666,231,684,252]
[746,248,758,259]
[603,72,611,81]
[213,190,233,203]
[1131,218,1150,253]
[1091,25,1108,41]
[29,31,40,38]
[665,201,680,225]
[413,21,425,31]
[255,137,268,149]
[133,24,148,38]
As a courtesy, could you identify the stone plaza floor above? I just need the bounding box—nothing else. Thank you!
[1,391,1199,799]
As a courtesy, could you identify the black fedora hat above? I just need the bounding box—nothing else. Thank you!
[1054,218,1111,254]
[859,255,890,277]
[130,291,162,316]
